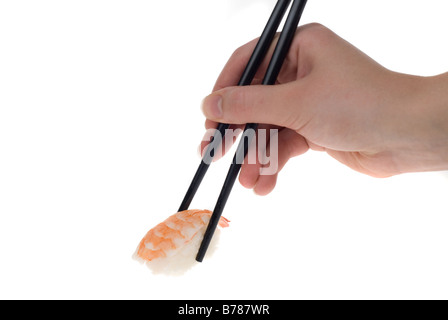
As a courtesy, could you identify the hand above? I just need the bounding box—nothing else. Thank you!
[201,23,448,195]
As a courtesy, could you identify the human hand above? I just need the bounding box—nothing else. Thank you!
[201,23,448,195]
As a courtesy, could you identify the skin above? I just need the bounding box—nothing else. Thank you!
[200,23,448,195]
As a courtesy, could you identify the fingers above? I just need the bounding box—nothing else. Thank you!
[202,33,302,128]
[237,124,273,189]
[199,120,245,161]
[201,82,304,130]
[212,37,259,91]
[198,23,339,194]
[239,128,309,195]
[213,23,328,92]
[213,34,281,91]
[203,26,323,131]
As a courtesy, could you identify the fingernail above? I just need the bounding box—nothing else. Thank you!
[201,95,222,119]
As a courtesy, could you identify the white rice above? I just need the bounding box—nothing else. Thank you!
[133,228,221,276]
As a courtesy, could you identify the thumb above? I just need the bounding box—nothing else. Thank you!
[201,83,301,128]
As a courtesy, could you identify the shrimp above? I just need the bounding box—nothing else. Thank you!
[133,209,229,275]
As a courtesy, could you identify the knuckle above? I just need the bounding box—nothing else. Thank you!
[306,22,328,32]
[230,37,260,64]
[296,22,333,46]
[231,44,248,61]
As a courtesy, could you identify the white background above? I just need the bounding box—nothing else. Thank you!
[1,0,448,300]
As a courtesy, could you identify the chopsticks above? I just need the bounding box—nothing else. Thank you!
[178,0,292,213]
[196,0,308,262]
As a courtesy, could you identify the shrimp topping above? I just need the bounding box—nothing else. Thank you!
[134,209,229,263]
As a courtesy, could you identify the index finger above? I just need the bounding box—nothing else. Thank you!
[212,38,259,92]
[213,36,280,92]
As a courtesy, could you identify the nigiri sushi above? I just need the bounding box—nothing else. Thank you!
[133,209,229,275]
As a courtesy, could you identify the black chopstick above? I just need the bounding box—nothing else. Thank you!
[177,0,292,213]
[196,0,308,262]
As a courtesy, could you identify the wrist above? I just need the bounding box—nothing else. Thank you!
[422,73,448,170]
[391,72,448,173]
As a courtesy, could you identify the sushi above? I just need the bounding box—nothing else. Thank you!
[133,209,229,275]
